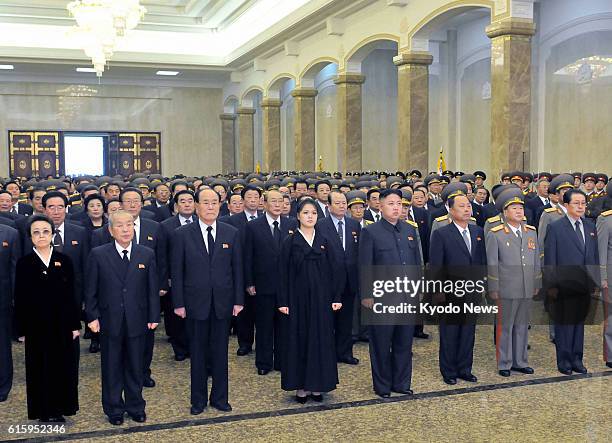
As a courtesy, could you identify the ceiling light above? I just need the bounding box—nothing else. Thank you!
[0,65,14,70]
[76,67,97,73]
[156,70,180,76]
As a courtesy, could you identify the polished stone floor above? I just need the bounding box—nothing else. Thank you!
[1,323,610,442]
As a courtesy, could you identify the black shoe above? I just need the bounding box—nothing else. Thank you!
[338,356,359,365]
[511,366,534,374]
[83,329,92,339]
[414,332,429,339]
[236,347,252,356]
[190,405,205,415]
[392,388,413,395]
[606,362,612,369]
[498,370,511,377]
[295,395,308,404]
[257,368,270,375]
[40,416,65,423]
[128,412,146,423]
[89,341,100,353]
[309,394,323,402]
[377,392,391,398]
[558,368,572,376]
[458,373,478,383]
[174,354,187,362]
[0,395,7,402]
[108,415,124,426]
[143,376,156,388]
[572,365,587,374]
[443,377,457,385]
[211,402,232,412]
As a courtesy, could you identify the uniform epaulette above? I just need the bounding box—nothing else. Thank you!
[544,207,557,213]
[435,215,448,222]
[525,224,536,231]
[406,219,418,228]
[487,215,500,223]
[602,209,612,217]
[522,216,527,221]
[490,225,504,233]
[364,220,374,225]
[470,216,476,221]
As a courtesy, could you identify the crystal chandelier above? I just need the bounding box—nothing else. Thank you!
[67,0,146,77]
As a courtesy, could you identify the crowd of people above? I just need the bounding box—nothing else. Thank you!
[0,167,610,426]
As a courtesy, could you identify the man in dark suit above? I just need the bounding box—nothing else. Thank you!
[0,224,20,402]
[429,188,487,385]
[142,183,173,222]
[359,189,423,398]
[5,181,33,216]
[363,189,381,222]
[91,188,165,386]
[545,189,600,375]
[171,188,244,414]
[289,179,309,217]
[219,184,262,356]
[85,210,159,425]
[160,190,196,361]
[318,190,361,364]
[244,189,298,374]
[313,180,331,219]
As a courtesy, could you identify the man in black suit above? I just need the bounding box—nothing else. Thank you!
[85,210,159,425]
[313,180,331,219]
[318,190,361,364]
[219,184,262,356]
[160,190,196,361]
[545,189,600,375]
[526,177,550,228]
[0,224,20,402]
[5,181,33,216]
[289,179,309,217]
[171,188,244,414]
[429,189,487,385]
[363,189,381,222]
[244,189,297,375]
[142,183,173,222]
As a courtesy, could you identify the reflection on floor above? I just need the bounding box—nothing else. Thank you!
[1,324,610,442]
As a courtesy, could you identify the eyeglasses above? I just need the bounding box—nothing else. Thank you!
[32,229,52,237]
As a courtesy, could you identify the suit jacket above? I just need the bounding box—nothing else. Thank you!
[411,206,430,263]
[244,215,298,294]
[16,202,33,216]
[219,210,262,248]
[171,220,244,321]
[316,216,360,294]
[0,216,17,230]
[315,200,328,220]
[363,208,381,223]
[596,210,612,284]
[0,225,20,312]
[159,214,196,291]
[85,243,159,338]
[140,209,156,220]
[471,202,485,227]
[143,203,173,222]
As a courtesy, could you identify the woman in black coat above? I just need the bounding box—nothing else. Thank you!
[82,194,107,243]
[278,198,342,403]
[15,215,81,423]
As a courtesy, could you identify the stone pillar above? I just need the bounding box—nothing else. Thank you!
[394,51,433,172]
[219,113,236,173]
[486,18,536,180]
[237,107,256,172]
[335,73,365,172]
[291,87,318,171]
[261,98,282,172]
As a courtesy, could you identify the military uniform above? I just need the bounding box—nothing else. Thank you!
[596,209,612,366]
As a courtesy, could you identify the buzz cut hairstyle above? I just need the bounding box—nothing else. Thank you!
[379,188,402,201]
[108,210,134,227]
[195,187,221,203]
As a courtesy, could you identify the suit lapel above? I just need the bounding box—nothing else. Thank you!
[450,224,471,260]
[212,223,224,260]
[106,245,127,282]
[562,217,585,255]
[126,243,141,279]
[189,221,208,257]
[260,217,276,250]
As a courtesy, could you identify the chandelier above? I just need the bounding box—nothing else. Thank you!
[67,0,146,77]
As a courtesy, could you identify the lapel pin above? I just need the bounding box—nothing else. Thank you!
[2,241,8,247]
[54,261,61,267]
[138,264,145,269]
[223,243,229,249]
[71,240,78,245]
[408,236,414,241]
[147,235,153,241]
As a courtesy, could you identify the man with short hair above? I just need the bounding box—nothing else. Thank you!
[363,189,381,222]
[314,180,331,219]
[5,181,32,216]
[227,193,244,216]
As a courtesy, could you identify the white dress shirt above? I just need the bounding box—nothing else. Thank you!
[244,210,258,221]
[567,215,585,243]
[453,222,471,252]
[115,241,132,260]
[55,222,65,243]
[133,216,141,244]
[266,212,281,236]
[199,220,217,254]
[179,214,193,225]
[331,216,345,249]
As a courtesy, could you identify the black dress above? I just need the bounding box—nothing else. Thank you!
[278,230,340,393]
[14,250,81,420]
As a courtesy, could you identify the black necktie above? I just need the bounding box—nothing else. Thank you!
[121,249,129,276]
[337,220,344,250]
[407,211,414,222]
[207,226,215,258]
[273,220,281,247]
[249,214,256,221]
[575,220,585,250]
[53,231,63,252]
[324,206,329,218]
[184,218,192,224]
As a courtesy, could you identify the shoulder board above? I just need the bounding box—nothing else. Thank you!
[364,220,374,225]
[544,207,557,213]
[487,215,500,223]
[490,225,504,233]
[602,209,612,217]
[522,216,527,221]
[406,220,418,228]
[525,224,536,231]
[470,216,476,221]
[435,215,448,222]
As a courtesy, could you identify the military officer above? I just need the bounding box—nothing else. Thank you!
[429,182,477,239]
[596,205,612,368]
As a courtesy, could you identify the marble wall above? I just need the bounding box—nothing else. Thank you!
[314,64,338,172]
[0,82,223,177]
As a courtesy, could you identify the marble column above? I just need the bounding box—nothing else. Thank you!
[486,18,536,180]
[335,73,365,172]
[394,51,433,172]
[261,98,282,172]
[291,87,318,171]
[237,107,256,172]
[219,113,236,173]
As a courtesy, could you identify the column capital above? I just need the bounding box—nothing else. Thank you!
[393,51,433,67]
[261,98,283,108]
[236,107,256,115]
[219,113,237,121]
[291,87,318,98]
[334,73,365,85]
[486,18,536,39]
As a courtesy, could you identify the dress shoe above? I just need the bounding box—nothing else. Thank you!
[498,370,511,377]
[309,394,323,402]
[558,368,572,376]
[143,376,156,388]
[414,332,429,339]
[295,395,308,404]
[40,416,65,423]
[338,356,359,365]
[236,347,252,356]
[377,392,391,398]
[443,377,457,385]
[83,329,92,339]
[0,395,7,402]
[572,365,587,374]
[211,402,232,412]
[108,415,124,426]
[175,354,187,362]
[257,369,270,375]
[89,341,100,353]
[128,412,146,423]
[511,366,534,375]
[190,405,205,415]
[392,388,413,395]
[606,362,612,369]
[458,374,478,383]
